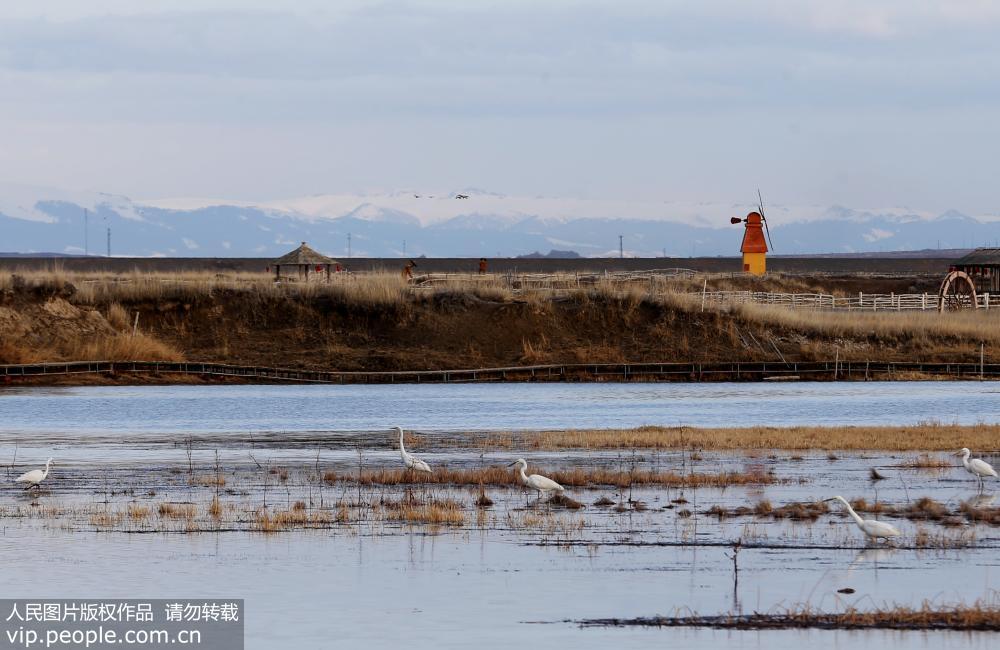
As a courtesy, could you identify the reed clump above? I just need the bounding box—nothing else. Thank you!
[71,333,183,362]
[902,454,951,470]
[353,466,776,489]
[914,526,977,548]
[126,503,151,520]
[158,503,197,519]
[208,496,223,519]
[190,474,226,487]
[386,498,466,526]
[254,506,333,532]
[770,500,830,521]
[90,511,123,528]
[474,489,494,508]
[958,501,1000,526]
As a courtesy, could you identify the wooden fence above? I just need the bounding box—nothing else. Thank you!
[1,360,997,384]
[697,290,998,312]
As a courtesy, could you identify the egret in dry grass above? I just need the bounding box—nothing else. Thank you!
[16,458,54,492]
[956,448,997,491]
[509,458,564,500]
[824,496,900,544]
[396,427,431,473]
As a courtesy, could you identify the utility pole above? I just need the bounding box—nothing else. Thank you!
[619,235,624,259]
[84,208,89,255]
[347,233,352,258]
[403,240,406,256]
[106,226,111,257]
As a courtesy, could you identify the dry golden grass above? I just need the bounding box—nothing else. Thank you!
[90,511,123,528]
[353,466,775,488]
[106,302,130,330]
[190,474,226,487]
[496,424,1000,451]
[0,269,516,308]
[902,454,952,469]
[386,498,466,526]
[708,500,830,521]
[254,506,334,532]
[158,503,196,519]
[733,302,1000,344]
[70,333,183,362]
[591,596,1000,630]
[126,503,150,520]
[208,496,223,519]
[506,510,586,534]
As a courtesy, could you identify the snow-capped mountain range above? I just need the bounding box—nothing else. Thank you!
[1,184,998,258]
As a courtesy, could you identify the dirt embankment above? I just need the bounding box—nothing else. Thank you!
[0,279,989,371]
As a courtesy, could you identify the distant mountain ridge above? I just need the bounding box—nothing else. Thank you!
[1,184,998,258]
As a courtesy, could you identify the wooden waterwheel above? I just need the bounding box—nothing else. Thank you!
[938,270,978,312]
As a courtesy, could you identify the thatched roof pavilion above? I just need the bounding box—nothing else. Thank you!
[271,242,338,281]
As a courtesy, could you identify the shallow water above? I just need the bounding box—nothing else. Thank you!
[1,381,999,437]
[1,383,999,648]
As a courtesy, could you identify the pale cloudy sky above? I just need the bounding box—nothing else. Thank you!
[1,1,999,212]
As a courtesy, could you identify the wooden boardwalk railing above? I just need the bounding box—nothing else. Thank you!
[1,360,997,383]
[697,290,997,311]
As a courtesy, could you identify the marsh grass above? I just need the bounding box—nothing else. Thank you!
[495,424,1000,452]
[581,595,1000,630]
[474,488,494,508]
[254,506,334,532]
[505,510,586,536]
[703,494,1000,528]
[351,466,775,489]
[190,474,226,487]
[73,333,183,362]
[126,503,150,520]
[385,498,466,526]
[158,503,196,519]
[90,511,123,528]
[902,454,952,470]
[914,526,977,548]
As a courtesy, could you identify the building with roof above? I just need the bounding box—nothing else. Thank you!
[271,242,338,282]
[950,248,1000,293]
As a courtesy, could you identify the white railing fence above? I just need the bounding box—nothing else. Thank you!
[695,290,995,312]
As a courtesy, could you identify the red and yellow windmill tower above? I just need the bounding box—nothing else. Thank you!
[730,191,774,275]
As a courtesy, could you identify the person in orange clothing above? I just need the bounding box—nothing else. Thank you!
[478,258,488,274]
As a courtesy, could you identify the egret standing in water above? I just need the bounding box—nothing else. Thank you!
[956,448,997,491]
[508,458,564,500]
[16,458,54,492]
[396,427,431,473]
[824,496,900,544]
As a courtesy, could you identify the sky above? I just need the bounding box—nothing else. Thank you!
[1,1,999,213]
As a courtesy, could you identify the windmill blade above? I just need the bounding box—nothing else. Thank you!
[757,188,775,252]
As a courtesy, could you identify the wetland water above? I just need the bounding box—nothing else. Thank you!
[1,382,999,649]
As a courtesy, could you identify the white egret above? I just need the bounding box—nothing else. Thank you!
[16,458,54,491]
[824,496,900,544]
[508,458,564,499]
[396,427,431,473]
[956,448,997,490]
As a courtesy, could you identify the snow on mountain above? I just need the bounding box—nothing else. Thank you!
[3,186,1000,257]
[0,182,145,223]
